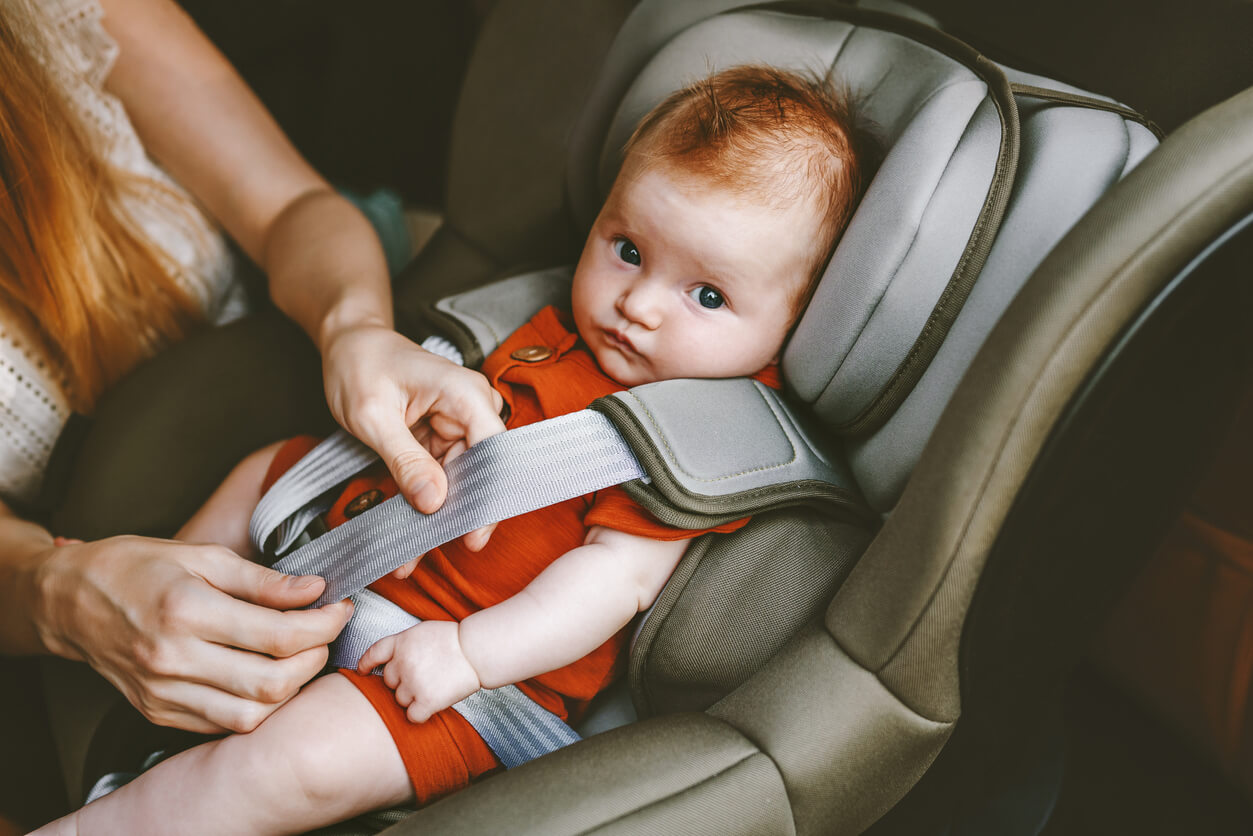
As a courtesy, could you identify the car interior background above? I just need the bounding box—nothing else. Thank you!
[2,0,1252,834]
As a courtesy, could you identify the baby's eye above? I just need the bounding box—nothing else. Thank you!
[614,238,641,266]
[691,286,725,309]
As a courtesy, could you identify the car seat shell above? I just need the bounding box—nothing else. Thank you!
[33,1,1253,832]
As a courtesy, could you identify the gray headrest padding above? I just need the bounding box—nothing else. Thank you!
[847,105,1159,510]
[433,267,573,358]
[598,377,866,519]
[573,5,1011,436]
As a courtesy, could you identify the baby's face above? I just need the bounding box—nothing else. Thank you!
[571,162,822,387]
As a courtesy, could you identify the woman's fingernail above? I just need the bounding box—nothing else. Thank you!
[294,576,321,589]
[414,480,439,511]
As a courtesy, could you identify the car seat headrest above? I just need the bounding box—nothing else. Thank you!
[567,1,1018,438]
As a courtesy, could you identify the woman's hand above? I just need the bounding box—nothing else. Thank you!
[34,536,353,734]
[320,323,506,551]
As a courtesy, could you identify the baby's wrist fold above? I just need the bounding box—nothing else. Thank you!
[453,620,486,692]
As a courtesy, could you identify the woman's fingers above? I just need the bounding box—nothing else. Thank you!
[194,593,353,661]
[391,556,421,579]
[138,677,300,734]
[186,545,353,656]
[190,543,327,607]
[461,525,496,552]
[168,640,331,705]
[366,419,449,514]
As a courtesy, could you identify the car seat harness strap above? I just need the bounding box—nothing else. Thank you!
[264,409,647,608]
[336,587,582,769]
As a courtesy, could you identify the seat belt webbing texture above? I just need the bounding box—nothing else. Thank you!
[267,409,646,608]
[251,341,647,768]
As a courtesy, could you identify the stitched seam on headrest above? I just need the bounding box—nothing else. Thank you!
[618,388,798,483]
[808,79,987,403]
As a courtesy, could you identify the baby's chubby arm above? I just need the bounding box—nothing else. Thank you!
[356,526,687,723]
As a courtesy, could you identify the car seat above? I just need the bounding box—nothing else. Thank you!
[39,0,1253,833]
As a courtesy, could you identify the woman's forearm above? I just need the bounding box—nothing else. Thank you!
[262,188,394,354]
[0,502,68,656]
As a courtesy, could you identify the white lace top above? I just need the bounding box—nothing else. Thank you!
[0,0,247,504]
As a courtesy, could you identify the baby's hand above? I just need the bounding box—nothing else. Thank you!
[357,621,481,723]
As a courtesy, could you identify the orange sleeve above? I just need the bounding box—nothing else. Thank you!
[584,485,749,541]
[260,435,322,492]
[752,363,782,390]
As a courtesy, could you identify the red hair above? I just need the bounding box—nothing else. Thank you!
[623,65,878,303]
[0,1,205,412]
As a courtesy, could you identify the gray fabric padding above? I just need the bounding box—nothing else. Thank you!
[827,87,1253,724]
[847,98,1157,510]
[630,510,869,716]
[433,267,574,359]
[1121,122,1160,179]
[605,378,847,498]
[1002,65,1132,106]
[568,0,792,227]
[708,624,952,836]
[387,713,790,835]
[798,94,1001,426]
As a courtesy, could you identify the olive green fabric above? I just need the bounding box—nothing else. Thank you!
[828,86,1253,725]
[388,714,791,834]
[631,511,870,715]
[444,0,639,268]
[708,625,952,836]
[51,312,332,541]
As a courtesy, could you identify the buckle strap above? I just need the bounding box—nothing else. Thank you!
[335,590,581,769]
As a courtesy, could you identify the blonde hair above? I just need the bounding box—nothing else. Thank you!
[0,0,204,412]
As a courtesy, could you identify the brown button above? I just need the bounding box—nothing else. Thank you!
[510,345,553,363]
[343,488,384,519]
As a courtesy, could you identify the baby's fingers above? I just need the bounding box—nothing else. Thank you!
[357,635,396,676]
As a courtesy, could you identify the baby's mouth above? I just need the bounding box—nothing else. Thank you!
[604,327,638,356]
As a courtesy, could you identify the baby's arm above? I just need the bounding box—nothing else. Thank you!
[357,526,687,722]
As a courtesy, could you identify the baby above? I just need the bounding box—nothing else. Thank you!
[39,65,871,834]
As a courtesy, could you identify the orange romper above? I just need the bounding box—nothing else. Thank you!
[263,306,780,803]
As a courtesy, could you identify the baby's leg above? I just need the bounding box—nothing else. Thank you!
[36,674,412,836]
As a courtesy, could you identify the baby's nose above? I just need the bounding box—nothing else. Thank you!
[617,280,665,329]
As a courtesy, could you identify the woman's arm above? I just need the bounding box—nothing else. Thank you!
[358,527,687,722]
[97,0,504,516]
[0,497,352,733]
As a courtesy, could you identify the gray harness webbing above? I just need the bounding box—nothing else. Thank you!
[336,588,582,768]
[251,405,647,768]
[265,410,645,608]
